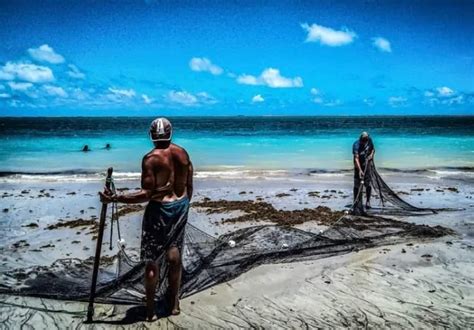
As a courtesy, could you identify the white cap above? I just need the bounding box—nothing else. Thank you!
[149,117,172,142]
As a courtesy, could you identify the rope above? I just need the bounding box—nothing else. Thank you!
[105,176,140,270]
[107,178,119,251]
[317,159,370,235]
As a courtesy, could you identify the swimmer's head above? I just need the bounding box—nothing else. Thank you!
[149,117,172,143]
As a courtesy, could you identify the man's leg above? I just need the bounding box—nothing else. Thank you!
[353,174,363,205]
[353,170,359,203]
[145,261,159,321]
[166,246,182,315]
[365,166,372,208]
[365,184,372,208]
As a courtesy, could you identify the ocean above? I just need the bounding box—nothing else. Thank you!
[1,116,473,180]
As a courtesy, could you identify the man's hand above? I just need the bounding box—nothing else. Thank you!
[99,190,114,204]
[367,154,374,161]
[359,171,365,179]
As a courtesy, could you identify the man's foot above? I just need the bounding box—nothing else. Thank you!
[170,303,180,316]
[168,296,180,316]
[146,299,156,322]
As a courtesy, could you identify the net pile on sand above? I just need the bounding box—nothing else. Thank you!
[352,162,454,216]
[0,212,453,304]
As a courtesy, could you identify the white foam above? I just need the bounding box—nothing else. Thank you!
[0,171,141,183]
[194,169,290,180]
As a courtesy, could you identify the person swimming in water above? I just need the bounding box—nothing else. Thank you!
[105,143,111,150]
[100,117,193,321]
[82,145,90,152]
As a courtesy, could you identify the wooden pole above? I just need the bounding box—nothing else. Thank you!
[86,167,113,323]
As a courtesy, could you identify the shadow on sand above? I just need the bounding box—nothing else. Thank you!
[88,298,171,325]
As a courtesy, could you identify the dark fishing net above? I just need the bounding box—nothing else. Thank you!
[0,209,454,306]
[352,161,453,216]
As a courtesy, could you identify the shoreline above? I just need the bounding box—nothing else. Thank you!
[1,165,473,183]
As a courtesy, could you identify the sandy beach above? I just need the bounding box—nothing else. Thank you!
[2,0,474,326]
[1,170,473,328]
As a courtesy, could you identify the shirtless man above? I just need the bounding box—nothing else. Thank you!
[100,117,193,320]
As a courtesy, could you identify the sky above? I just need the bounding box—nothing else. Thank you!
[0,0,473,116]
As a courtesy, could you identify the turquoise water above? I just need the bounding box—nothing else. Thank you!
[0,117,473,174]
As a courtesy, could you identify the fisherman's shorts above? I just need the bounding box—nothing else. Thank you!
[354,163,372,190]
[140,197,189,262]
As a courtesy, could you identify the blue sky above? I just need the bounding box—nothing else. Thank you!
[0,0,473,116]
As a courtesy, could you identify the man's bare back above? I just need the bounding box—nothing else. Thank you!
[142,143,193,203]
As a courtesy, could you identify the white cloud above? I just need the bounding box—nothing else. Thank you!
[167,91,197,106]
[252,94,264,103]
[142,94,153,104]
[44,85,68,98]
[446,95,464,105]
[70,88,89,101]
[67,64,85,79]
[8,82,33,91]
[310,88,323,103]
[324,99,343,107]
[388,96,408,108]
[310,88,333,104]
[301,23,357,46]
[189,57,223,75]
[237,68,303,88]
[237,74,259,85]
[167,90,216,106]
[0,93,11,99]
[28,44,65,64]
[0,62,54,83]
[436,86,454,97]
[108,87,136,98]
[372,37,392,53]
[195,92,218,104]
[0,69,13,80]
[363,98,376,107]
[424,86,464,106]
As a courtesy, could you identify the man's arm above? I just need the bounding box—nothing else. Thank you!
[186,161,194,201]
[367,149,375,161]
[354,154,363,175]
[100,155,155,204]
[353,142,363,176]
[367,139,375,161]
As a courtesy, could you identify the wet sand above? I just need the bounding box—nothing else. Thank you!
[0,171,473,327]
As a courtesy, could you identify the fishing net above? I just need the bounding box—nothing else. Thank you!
[0,208,453,305]
[352,161,451,216]
[0,165,457,314]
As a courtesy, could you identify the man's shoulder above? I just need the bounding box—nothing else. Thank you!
[142,150,157,164]
[171,143,191,162]
[368,137,375,147]
[171,143,189,155]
